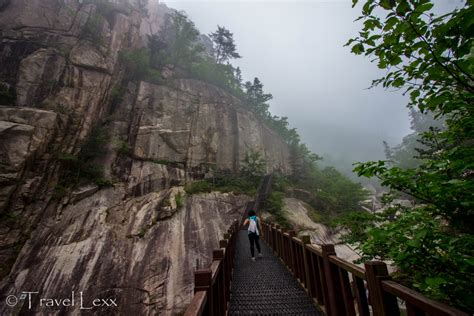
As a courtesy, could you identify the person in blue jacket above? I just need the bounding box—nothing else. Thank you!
[243,210,263,261]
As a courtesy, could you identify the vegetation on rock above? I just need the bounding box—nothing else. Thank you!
[240,150,267,179]
[55,124,112,196]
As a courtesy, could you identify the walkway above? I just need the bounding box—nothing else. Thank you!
[228,230,321,315]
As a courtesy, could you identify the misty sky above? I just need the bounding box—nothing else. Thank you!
[161,0,461,171]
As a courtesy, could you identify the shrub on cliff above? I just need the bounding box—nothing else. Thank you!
[80,12,105,46]
[184,170,258,196]
[151,11,204,69]
[119,48,162,84]
[55,124,112,192]
[240,150,266,180]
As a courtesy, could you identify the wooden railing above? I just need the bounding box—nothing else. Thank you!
[261,222,468,316]
[184,220,239,316]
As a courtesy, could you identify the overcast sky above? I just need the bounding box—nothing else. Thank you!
[160,0,460,171]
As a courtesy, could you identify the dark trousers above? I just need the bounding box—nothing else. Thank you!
[248,232,261,257]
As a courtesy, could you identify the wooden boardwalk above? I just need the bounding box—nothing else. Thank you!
[184,174,468,316]
[228,230,321,315]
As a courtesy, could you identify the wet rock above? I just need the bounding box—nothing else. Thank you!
[0,107,58,212]
[132,80,292,174]
[16,49,66,107]
[69,184,99,204]
[281,197,360,262]
[1,188,248,314]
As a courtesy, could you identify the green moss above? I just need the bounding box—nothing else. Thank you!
[175,192,184,208]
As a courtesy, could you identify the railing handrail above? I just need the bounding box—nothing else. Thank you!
[261,221,468,316]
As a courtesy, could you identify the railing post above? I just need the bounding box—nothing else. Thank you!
[219,239,230,305]
[301,235,312,292]
[282,228,288,265]
[194,269,212,315]
[275,225,281,257]
[223,233,231,265]
[213,249,225,316]
[321,244,345,316]
[365,261,400,316]
[289,230,296,273]
[310,250,325,306]
[352,275,370,316]
[339,267,356,316]
[271,224,276,252]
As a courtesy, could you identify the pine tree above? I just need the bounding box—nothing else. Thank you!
[244,78,273,117]
[209,25,241,64]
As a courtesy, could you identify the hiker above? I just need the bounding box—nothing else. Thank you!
[243,210,263,261]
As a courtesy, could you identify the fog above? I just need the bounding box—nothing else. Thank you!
[161,0,455,174]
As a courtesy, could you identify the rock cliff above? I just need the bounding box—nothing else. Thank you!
[0,1,292,314]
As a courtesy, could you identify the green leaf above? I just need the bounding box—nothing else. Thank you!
[380,0,395,10]
[415,2,434,14]
[425,277,447,287]
[351,43,365,54]
[384,16,399,31]
[407,239,420,247]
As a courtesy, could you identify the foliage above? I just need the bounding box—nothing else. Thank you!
[209,25,242,64]
[80,12,104,46]
[56,124,112,192]
[78,124,109,161]
[110,86,126,107]
[244,78,273,117]
[339,207,474,310]
[184,180,213,194]
[344,0,474,311]
[115,140,131,156]
[383,108,445,169]
[240,150,266,179]
[119,48,162,84]
[266,169,366,229]
[185,170,258,196]
[153,11,204,69]
[175,192,184,208]
[265,191,290,229]
[271,173,291,192]
[289,142,322,178]
[189,57,245,97]
[291,162,369,225]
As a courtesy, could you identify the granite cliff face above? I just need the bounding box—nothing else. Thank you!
[0,1,292,314]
